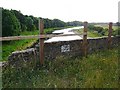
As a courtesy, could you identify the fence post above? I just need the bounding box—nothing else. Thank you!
[108,22,113,49]
[39,19,44,65]
[83,21,88,57]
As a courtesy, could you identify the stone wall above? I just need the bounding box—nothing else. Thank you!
[43,36,119,60]
[8,48,39,68]
[3,36,119,68]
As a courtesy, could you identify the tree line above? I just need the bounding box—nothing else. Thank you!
[2,8,83,37]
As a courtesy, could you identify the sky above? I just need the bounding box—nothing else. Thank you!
[0,0,119,22]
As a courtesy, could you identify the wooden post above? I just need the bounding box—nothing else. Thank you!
[39,19,44,65]
[83,21,88,57]
[108,22,113,49]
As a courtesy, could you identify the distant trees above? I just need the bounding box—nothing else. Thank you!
[2,8,40,36]
[25,16,34,31]
[2,8,83,37]
[2,9,21,36]
[52,19,67,27]
[67,21,83,26]
[43,18,67,28]
[44,18,52,28]
[11,10,27,31]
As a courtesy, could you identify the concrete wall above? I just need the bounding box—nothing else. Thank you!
[3,36,119,68]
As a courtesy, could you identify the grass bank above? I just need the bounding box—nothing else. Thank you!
[76,25,119,38]
[2,47,119,88]
[76,28,102,38]
[2,27,72,61]
[95,25,118,30]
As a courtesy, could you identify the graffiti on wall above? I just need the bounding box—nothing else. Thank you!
[61,45,70,52]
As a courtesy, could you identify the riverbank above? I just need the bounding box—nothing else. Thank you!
[2,27,74,61]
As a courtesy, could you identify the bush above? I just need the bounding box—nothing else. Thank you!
[88,25,106,36]
[113,28,120,36]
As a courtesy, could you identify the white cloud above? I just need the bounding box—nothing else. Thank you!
[0,0,119,22]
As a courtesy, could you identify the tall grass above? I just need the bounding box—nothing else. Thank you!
[2,47,119,88]
[2,39,37,61]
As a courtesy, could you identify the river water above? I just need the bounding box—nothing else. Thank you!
[45,26,84,43]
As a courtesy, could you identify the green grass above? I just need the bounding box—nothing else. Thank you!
[20,30,39,35]
[77,25,119,38]
[87,31,102,37]
[2,30,39,61]
[2,39,37,61]
[2,47,119,88]
[77,28,102,38]
[95,25,118,30]
[20,27,70,35]
[94,25,119,36]
[2,27,70,61]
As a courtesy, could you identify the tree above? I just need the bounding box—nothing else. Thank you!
[2,9,21,36]
[67,21,83,26]
[11,10,27,31]
[52,19,66,27]
[29,15,38,30]
[44,18,52,28]
[25,16,34,31]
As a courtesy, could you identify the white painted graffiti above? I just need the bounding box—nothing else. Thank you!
[61,45,70,52]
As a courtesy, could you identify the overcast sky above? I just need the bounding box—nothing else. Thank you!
[0,0,119,22]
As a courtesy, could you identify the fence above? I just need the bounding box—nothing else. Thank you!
[0,19,113,65]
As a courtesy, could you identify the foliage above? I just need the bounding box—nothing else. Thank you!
[88,24,120,37]
[11,10,27,31]
[88,25,108,36]
[25,16,35,31]
[113,27,120,36]
[77,28,102,38]
[67,21,83,26]
[44,19,67,28]
[2,47,119,88]
[2,8,83,37]
[2,9,21,36]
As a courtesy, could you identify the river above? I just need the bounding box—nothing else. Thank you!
[45,26,84,43]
